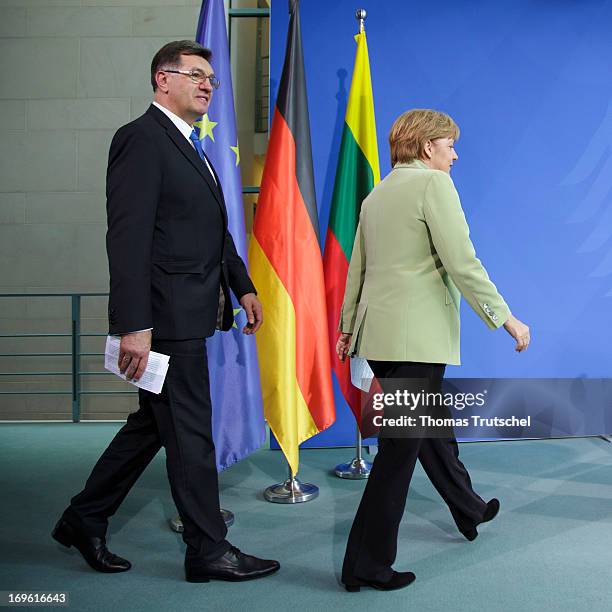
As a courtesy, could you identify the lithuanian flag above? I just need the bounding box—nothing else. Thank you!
[323,29,380,421]
[248,0,335,475]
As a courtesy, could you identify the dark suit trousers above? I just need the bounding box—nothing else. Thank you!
[65,339,230,562]
[342,360,488,584]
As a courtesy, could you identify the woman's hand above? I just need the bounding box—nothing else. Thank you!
[503,314,530,352]
[336,333,353,362]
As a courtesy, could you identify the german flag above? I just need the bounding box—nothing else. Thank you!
[323,28,380,422]
[248,0,335,475]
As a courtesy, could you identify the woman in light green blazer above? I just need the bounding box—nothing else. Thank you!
[337,109,530,593]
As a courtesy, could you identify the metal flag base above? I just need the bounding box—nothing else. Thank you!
[335,456,372,479]
[334,424,372,479]
[264,476,319,504]
[169,508,235,533]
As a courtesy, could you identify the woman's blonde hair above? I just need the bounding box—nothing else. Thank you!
[389,109,460,166]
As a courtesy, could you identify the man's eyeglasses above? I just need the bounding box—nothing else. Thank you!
[161,68,220,89]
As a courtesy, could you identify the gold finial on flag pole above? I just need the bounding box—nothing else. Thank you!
[356,8,366,33]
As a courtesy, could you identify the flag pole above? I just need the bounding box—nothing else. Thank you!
[356,7,366,33]
[255,0,330,504]
[334,8,373,480]
[263,458,319,504]
[169,509,235,533]
[334,423,372,479]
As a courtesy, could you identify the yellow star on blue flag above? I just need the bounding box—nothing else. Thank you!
[194,114,218,142]
[230,143,240,167]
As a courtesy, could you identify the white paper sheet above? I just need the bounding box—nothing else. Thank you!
[104,335,170,395]
[350,356,374,392]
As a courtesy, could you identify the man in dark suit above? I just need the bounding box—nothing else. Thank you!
[52,40,279,583]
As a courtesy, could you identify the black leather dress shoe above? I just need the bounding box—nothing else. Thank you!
[185,546,280,583]
[343,570,416,592]
[460,498,500,541]
[52,518,131,573]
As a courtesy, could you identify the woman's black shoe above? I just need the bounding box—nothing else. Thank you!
[343,570,416,592]
[52,518,131,573]
[460,498,500,541]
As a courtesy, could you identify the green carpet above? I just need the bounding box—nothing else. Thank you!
[1,424,611,611]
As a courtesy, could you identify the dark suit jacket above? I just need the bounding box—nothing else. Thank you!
[106,104,256,339]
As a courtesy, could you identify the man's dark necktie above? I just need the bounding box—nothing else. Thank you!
[189,128,211,165]
[189,128,218,186]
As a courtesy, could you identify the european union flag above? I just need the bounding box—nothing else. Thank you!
[195,0,266,470]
